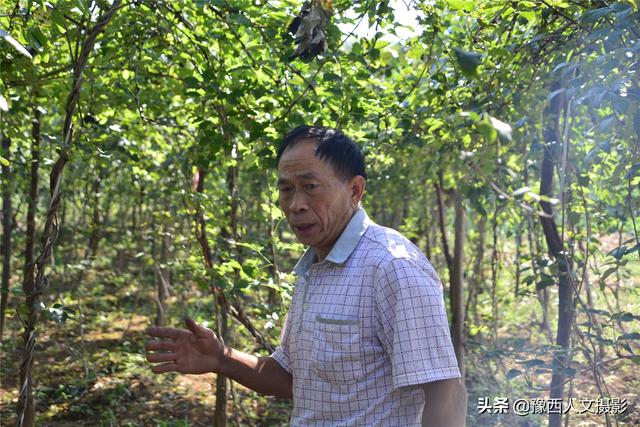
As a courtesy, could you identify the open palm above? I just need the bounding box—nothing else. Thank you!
[145,318,224,375]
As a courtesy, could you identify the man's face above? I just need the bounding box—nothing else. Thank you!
[277,139,361,259]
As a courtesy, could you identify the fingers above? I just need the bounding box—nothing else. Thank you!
[145,340,176,352]
[184,317,212,338]
[147,352,176,363]
[151,362,178,374]
[146,326,183,340]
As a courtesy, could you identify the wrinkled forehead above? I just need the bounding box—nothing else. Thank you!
[277,140,327,174]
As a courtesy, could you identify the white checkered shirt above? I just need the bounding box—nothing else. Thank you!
[272,208,461,426]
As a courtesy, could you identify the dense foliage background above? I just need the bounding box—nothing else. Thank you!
[1,0,639,425]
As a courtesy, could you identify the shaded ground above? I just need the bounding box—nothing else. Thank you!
[465,260,640,427]
[0,279,291,426]
[1,254,638,426]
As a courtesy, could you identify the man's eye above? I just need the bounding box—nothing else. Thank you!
[279,187,293,193]
[304,184,319,190]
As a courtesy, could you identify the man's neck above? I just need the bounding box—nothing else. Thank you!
[314,246,328,262]
[313,207,359,262]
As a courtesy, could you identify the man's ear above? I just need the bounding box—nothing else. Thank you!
[349,175,366,206]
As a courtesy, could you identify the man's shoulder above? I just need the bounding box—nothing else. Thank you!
[359,222,426,265]
[358,222,441,293]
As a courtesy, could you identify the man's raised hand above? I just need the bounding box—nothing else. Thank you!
[145,318,224,375]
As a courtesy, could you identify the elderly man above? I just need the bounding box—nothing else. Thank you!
[146,126,468,426]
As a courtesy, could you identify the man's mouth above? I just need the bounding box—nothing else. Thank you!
[294,223,314,232]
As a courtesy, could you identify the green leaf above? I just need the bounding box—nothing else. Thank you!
[0,29,33,58]
[506,369,522,380]
[536,277,555,290]
[599,115,615,131]
[452,47,482,78]
[600,267,617,283]
[619,341,633,354]
[229,13,251,27]
[489,116,512,142]
[522,359,546,369]
[581,7,614,23]
[234,241,264,253]
[48,302,75,323]
[607,246,627,260]
[626,243,640,256]
[18,303,29,320]
[615,312,640,322]
[225,259,242,270]
[612,97,628,114]
[27,27,48,50]
[611,2,633,14]
[51,9,67,31]
[323,72,341,82]
[476,121,496,141]
[446,0,474,11]
[0,156,8,166]
[618,332,640,340]
[520,11,535,22]
[539,195,560,205]
[548,88,566,102]
[626,163,640,179]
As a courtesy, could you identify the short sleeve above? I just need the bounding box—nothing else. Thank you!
[270,311,293,374]
[374,257,461,390]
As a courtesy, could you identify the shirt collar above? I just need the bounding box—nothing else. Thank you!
[293,207,371,275]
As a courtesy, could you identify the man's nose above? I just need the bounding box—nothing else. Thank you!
[288,190,308,213]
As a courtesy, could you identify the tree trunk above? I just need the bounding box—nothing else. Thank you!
[539,81,574,427]
[267,173,279,306]
[86,169,105,259]
[435,176,465,378]
[193,167,228,427]
[435,179,453,274]
[16,4,122,425]
[422,180,433,261]
[0,134,12,341]
[450,190,465,379]
[155,216,171,327]
[214,305,229,427]
[465,218,485,340]
[213,160,241,427]
[490,202,500,342]
[528,212,552,339]
[11,107,42,347]
[514,223,522,296]
[523,137,552,340]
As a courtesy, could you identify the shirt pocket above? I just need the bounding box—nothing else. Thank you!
[311,315,363,385]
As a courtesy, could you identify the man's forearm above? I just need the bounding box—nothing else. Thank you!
[422,378,468,427]
[219,347,293,399]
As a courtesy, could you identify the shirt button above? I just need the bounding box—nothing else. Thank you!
[303,303,310,310]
